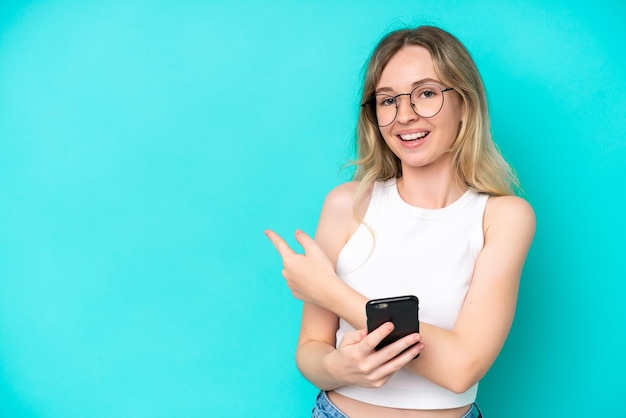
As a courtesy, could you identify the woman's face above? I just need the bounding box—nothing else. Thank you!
[375,45,464,172]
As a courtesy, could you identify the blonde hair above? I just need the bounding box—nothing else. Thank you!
[353,26,518,202]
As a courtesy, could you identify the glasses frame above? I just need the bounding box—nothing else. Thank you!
[361,85,454,127]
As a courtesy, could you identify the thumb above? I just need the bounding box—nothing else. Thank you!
[338,328,368,348]
[294,230,326,258]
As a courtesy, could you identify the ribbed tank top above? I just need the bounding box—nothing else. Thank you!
[334,178,489,409]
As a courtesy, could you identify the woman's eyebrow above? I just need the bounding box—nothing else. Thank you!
[375,78,443,94]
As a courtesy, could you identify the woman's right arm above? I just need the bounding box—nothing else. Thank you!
[273,182,423,390]
[296,301,421,390]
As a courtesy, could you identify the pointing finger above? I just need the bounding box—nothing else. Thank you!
[264,229,296,258]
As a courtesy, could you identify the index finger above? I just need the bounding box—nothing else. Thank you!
[264,229,297,258]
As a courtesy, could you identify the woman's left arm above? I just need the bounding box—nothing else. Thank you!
[405,195,536,392]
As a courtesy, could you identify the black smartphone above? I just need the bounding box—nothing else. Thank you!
[366,295,419,351]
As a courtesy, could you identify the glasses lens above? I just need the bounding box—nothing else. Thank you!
[410,84,445,118]
[373,94,396,127]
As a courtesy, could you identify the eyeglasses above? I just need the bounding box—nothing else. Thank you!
[362,83,454,127]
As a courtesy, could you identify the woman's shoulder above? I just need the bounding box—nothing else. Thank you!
[322,181,373,219]
[485,195,534,217]
[484,195,536,239]
[324,181,359,203]
[316,181,373,262]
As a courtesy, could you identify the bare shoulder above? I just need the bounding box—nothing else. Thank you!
[484,195,536,243]
[316,181,372,263]
[321,181,372,220]
[323,181,359,207]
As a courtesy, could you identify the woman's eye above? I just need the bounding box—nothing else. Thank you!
[413,85,441,100]
[378,96,395,106]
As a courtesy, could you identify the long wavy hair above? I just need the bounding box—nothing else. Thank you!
[353,26,518,201]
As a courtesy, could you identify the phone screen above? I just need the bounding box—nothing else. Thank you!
[366,295,419,351]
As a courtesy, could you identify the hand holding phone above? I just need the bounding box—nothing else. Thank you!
[366,295,420,351]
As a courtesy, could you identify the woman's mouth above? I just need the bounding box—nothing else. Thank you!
[399,131,429,142]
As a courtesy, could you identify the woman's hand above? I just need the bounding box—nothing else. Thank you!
[265,229,340,306]
[327,323,424,388]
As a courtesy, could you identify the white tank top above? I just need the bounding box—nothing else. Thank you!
[334,179,488,409]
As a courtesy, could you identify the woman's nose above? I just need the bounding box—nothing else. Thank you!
[395,95,419,123]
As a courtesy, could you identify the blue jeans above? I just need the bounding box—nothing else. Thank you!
[311,391,483,418]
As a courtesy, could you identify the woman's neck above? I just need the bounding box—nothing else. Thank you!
[396,163,466,209]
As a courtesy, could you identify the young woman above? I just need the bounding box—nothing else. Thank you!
[266,26,535,418]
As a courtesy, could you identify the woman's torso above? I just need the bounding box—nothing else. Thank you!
[330,179,488,414]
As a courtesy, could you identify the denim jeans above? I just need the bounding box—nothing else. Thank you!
[311,391,348,418]
[311,391,483,418]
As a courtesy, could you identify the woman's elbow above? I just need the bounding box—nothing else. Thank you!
[446,375,479,394]
[440,359,484,394]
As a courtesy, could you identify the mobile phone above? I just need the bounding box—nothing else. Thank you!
[366,295,419,351]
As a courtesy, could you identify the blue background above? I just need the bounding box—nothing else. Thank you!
[1,1,625,416]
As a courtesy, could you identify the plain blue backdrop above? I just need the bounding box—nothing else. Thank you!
[1,1,625,417]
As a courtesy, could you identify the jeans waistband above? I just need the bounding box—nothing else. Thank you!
[461,402,483,418]
[313,391,482,418]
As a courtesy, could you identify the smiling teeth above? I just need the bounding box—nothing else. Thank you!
[400,132,428,141]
